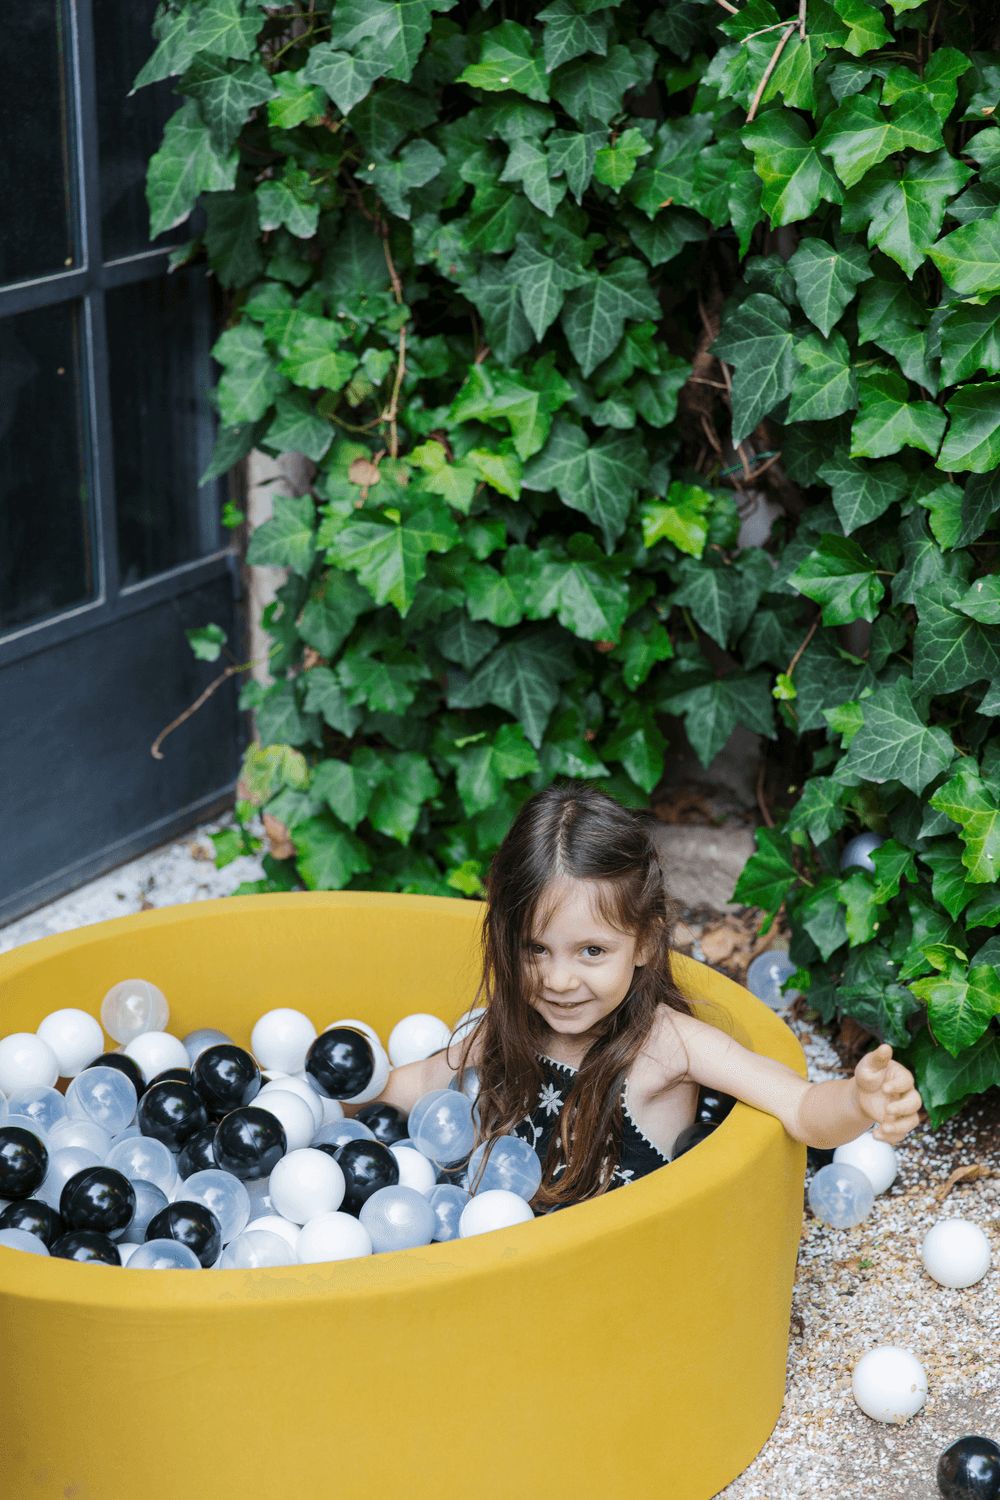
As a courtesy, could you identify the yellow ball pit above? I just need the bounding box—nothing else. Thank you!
[0,893,805,1500]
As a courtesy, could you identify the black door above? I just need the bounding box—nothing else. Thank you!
[0,1,244,923]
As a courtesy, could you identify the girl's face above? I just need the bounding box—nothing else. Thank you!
[526,876,646,1041]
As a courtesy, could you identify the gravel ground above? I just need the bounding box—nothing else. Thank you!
[2,819,996,1500]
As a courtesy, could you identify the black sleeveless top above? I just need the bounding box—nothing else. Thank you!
[512,1053,671,1208]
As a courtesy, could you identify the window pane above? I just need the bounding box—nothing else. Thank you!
[0,303,94,631]
[95,0,188,260]
[106,272,220,586]
[0,3,77,285]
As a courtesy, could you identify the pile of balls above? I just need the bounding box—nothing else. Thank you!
[0,980,545,1270]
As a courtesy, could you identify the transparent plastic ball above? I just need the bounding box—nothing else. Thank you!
[252,1088,314,1152]
[65,1067,137,1135]
[182,1169,252,1245]
[448,1066,481,1102]
[36,1009,105,1077]
[36,1147,103,1209]
[100,979,169,1044]
[387,1013,452,1067]
[297,1212,373,1263]
[0,1090,7,1125]
[268,1149,345,1225]
[258,1076,323,1132]
[182,1028,232,1066]
[467,1136,542,1202]
[359,1185,437,1253]
[245,1214,300,1255]
[5,1086,67,1135]
[389,1144,437,1196]
[0,1033,60,1093]
[219,1229,295,1269]
[851,1345,927,1423]
[5,1115,50,1151]
[242,1175,274,1217]
[250,1009,317,1074]
[311,1119,375,1150]
[839,832,885,874]
[450,1007,486,1046]
[105,1135,177,1197]
[833,1130,898,1196]
[808,1162,875,1228]
[745,951,800,1010]
[409,1089,476,1166]
[46,1117,112,1159]
[122,1031,189,1084]
[920,1218,992,1289]
[459,1188,535,1237]
[120,1180,170,1243]
[0,1227,50,1255]
[428,1184,470,1242]
[118,1240,141,1265]
[127,1237,201,1270]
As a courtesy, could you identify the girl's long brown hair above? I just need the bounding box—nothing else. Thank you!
[450,781,693,1212]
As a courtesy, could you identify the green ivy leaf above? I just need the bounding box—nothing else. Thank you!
[463,258,535,364]
[246,494,316,573]
[458,21,550,102]
[367,751,441,844]
[832,0,891,56]
[732,827,798,917]
[293,813,372,889]
[327,0,450,85]
[928,211,1000,296]
[742,109,843,227]
[911,960,1000,1057]
[537,0,611,73]
[146,100,238,237]
[665,671,775,767]
[955,574,1000,626]
[850,369,947,459]
[619,620,674,689]
[600,698,668,792]
[641,481,712,559]
[302,46,388,115]
[838,678,955,793]
[560,258,661,378]
[449,723,540,816]
[817,94,942,191]
[546,127,604,201]
[868,152,972,277]
[267,70,326,129]
[550,43,651,126]
[817,450,907,535]
[930,759,1000,883]
[499,137,567,216]
[522,420,645,551]
[182,55,275,153]
[186,623,227,662]
[920,842,977,920]
[449,358,572,461]
[310,757,375,830]
[913,578,1000,696]
[786,777,851,844]
[256,681,321,748]
[937,302,1000,385]
[789,331,857,422]
[301,668,363,734]
[447,629,576,747]
[938,383,1000,472]
[278,315,359,391]
[915,478,965,550]
[325,506,460,615]
[856,269,935,391]
[788,533,885,625]
[787,237,872,337]
[337,648,428,714]
[515,535,629,640]
[712,293,797,443]
[203,190,264,287]
[593,127,651,189]
[264,390,333,462]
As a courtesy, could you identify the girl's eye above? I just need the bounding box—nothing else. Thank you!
[584,945,604,958]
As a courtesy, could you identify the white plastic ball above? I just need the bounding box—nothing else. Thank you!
[246,1214,300,1254]
[36,1009,104,1077]
[182,1169,252,1244]
[252,1088,315,1153]
[920,1218,992,1289]
[839,832,885,873]
[182,1028,232,1065]
[46,1117,112,1159]
[807,1162,875,1227]
[120,1180,170,1243]
[851,1346,927,1423]
[65,1067,137,1135]
[467,1136,542,1201]
[0,1033,59,1093]
[127,1238,201,1270]
[36,1147,103,1208]
[459,1188,535,1237]
[219,1229,295,1269]
[250,1008,317,1074]
[100,979,169,1044]
[122,1031,190,1083]
[390,1144,437,1196]
[359,1185,436,1252]
[297,1212,373,1263]
[428,1184,470,1242]
[5,1086,67,1134]
[258,1076,324,1132]
[324,1017,383,1049]
[745,950,800,1010]
[105,1135,177,1196]
[343,1042,392,1106]
[268,1149,345,1225]
[833,1130,898,1196]
[0,1227,50,1256]
[319,1093,345,1125]
[387,1013,452,1067]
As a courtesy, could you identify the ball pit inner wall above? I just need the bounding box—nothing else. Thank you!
[0,893,806,1500]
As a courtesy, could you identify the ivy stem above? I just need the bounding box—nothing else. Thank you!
[785,612,820,680]
[378,223,408,459]
[150,655,272,760]
[747,22,798,122]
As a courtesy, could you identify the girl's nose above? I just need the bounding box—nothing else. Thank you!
[544,962,580,994]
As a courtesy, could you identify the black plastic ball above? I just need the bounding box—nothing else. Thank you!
[305,1028,375,1100]
[85,1052,146,1095]
[192,1044,261,1118]
[695,1086,736,1125]
[146,1200,222,1268]
[50,1229,121,1264]
[0,1198,64,1249]
[334,1139,400,1215]
[670,1120,718,1161]
[136,1080,209,1151]
[806,1145,835,1175]
[213,1107,287,1180]
[148,1066,192,1089]
[937,1436,1000,1500]
[176,1126,219,1178]
[355,1101,408,1146]
[0,1126,49,1200]
[60,1167,136,1240]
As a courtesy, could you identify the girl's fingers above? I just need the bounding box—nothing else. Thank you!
[886,1090,922,1117]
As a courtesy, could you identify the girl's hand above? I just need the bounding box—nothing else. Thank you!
[852,1043,923,1144]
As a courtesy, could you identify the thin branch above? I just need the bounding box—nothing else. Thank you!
[785,613,820,680]
[756,757,775,829]
[743,450,782,482]
[151,660,267,760]
[379,225,407,459]
[798,0,807,42]
[747,22,796,122]
[715,0,738,11]
[741,19,797,42]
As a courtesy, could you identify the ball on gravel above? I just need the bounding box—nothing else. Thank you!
[920,1218,992,1289]
[833,1130,898,1196]
[936,1434,1000,1500]
[807,1162,875,1228]
[851,1345,927,1424]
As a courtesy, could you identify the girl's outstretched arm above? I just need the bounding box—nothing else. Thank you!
[667,1011,923,1150]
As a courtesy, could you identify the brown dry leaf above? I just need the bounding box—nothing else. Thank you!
[263,811,294,860]
[301,648,323,670]
[188,841,213,862]
[699,922,743,965]
[349,457,381,487]
[934,1163,994,1202]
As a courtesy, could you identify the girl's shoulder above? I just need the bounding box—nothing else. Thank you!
[645,1004,721,1086]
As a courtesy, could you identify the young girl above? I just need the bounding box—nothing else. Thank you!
[367,782,923,1213]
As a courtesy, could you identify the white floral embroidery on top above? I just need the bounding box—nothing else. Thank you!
[538,1080,564,1117]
